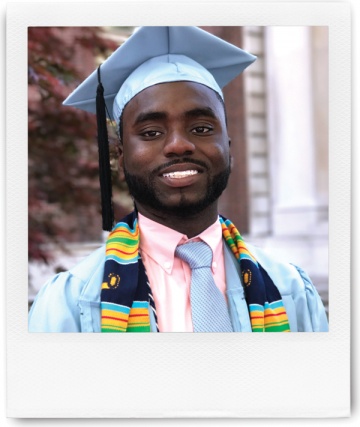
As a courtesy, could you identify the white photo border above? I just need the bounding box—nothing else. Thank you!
[6,1,351,418]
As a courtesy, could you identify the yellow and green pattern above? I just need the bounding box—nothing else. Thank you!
[101,300,151,333]
[101,212,290,333]
[249,301,291,332]
[127,301,151,332]
[105,220,140,265]
[220,218,257,264]
[101,216,151,332]
[101,302,131,332]
[220,217,290,332]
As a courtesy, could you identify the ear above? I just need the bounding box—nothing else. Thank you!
[229,154,234,172]
[117,143,125,181]
[228,139,233,171]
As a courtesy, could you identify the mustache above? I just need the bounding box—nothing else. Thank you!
[152,158,209,175]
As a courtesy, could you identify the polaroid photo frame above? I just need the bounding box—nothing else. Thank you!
[6,0,351,418]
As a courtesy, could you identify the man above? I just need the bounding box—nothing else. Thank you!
[28,26,328,333]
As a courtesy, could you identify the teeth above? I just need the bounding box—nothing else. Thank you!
[163,170,198,179]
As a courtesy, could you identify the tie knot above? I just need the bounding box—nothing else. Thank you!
[175,241,213,269]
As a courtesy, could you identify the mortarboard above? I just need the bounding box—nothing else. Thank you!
[63,26,256,231]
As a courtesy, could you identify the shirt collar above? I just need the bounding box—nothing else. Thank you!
[138,213,223,274]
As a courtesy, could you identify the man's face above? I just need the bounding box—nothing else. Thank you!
[120,81,231,218]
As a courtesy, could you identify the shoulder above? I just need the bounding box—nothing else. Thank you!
[49,244,107,302]
[34,244,106,298]
[68,245,106,283]
[246,243,328,332]
[28,245,106,332]
[246,243,303,294]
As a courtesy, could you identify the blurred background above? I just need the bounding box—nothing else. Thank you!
[28,26,329,315]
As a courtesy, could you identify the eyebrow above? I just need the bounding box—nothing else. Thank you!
[133,111,167,126]
[184,107,218,121]
[133,107,219,127]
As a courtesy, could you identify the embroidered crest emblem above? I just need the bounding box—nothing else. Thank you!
[108,273,121,289]
[242,269,252,287]
[102,273,121,290]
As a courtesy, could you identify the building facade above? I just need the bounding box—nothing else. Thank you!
[242,26,329,307]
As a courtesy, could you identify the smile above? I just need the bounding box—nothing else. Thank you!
[162,170,199,179]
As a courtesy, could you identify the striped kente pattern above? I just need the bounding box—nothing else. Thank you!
[100,211,290,333]
[220,217,290,332]
[101,218,151,332]
[221,217,258,264]
[249,302,290,332]
[105,220,139,265]
[101,302,130,332]
[101,301,151,332]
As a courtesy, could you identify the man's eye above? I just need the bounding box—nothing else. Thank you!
[141,130,161,138]
[192,126,212,134]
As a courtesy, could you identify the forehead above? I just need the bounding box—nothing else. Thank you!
[122,81,224,121]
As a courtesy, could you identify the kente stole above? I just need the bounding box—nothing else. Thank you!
[100,211,290,332]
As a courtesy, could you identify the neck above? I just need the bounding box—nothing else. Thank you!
[135,203,219,238]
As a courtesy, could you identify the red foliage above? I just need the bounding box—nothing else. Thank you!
[28,27,124,263]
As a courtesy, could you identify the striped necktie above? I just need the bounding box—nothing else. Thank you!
[175,241,233,332]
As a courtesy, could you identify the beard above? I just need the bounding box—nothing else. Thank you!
[123,159,231,218]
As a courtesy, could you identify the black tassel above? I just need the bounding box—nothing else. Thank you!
[96,65,114,231]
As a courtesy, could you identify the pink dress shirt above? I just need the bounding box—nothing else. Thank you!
[138,213,226,332]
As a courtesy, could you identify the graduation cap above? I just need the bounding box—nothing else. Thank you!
[63,26,256,231]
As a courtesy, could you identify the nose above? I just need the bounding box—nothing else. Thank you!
[163,131,195,157]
